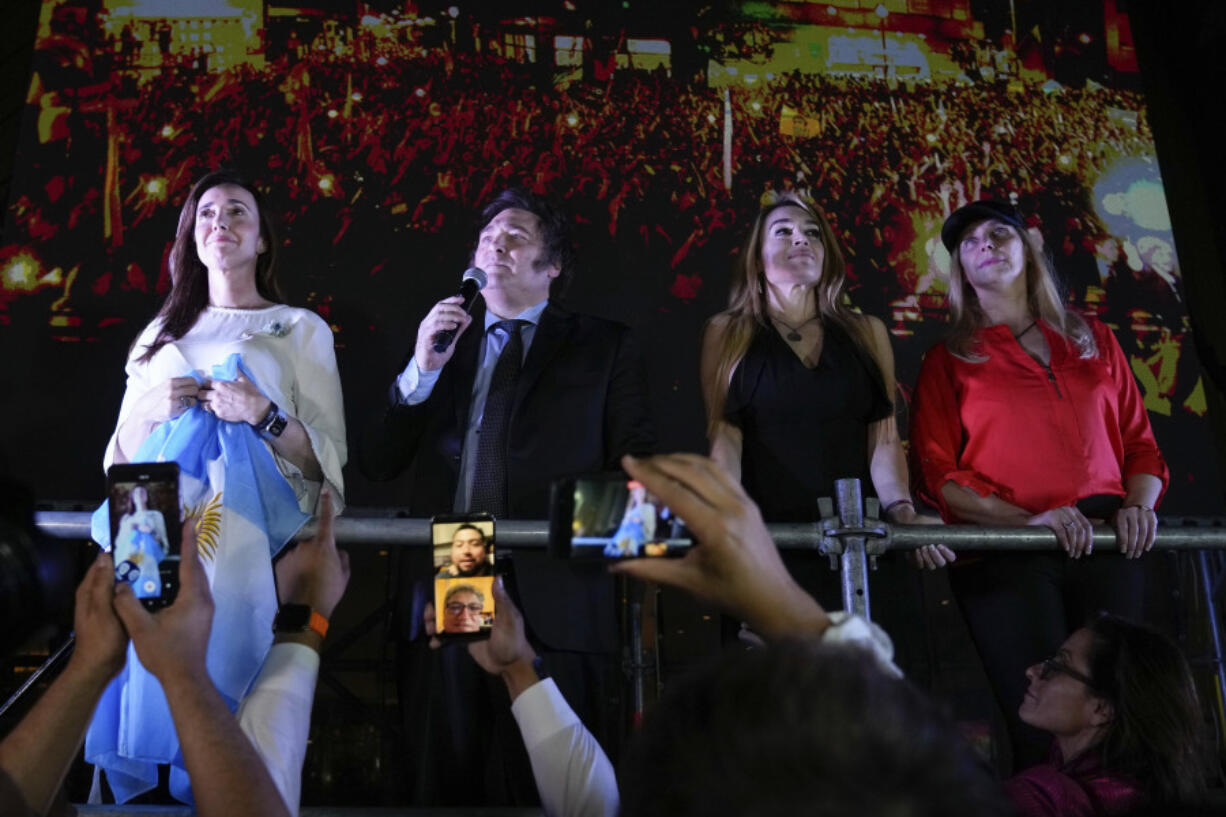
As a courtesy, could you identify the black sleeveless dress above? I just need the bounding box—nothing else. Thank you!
[721,322,931,681]
[724,321,892,523]
[722,321,933,676]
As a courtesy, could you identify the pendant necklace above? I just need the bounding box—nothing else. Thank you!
[1014,319,1038,339]
[771,314,820,342]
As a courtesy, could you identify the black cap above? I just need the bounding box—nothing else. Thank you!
[940,200,1026,252]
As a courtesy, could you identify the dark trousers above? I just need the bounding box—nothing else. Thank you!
[949,551,1149,772]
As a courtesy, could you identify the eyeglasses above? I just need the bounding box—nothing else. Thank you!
[445,602,484,616]
[1038,656,1098,690]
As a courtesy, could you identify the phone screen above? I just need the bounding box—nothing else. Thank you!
[432,513,496,640]
[552,473,693,559]
[107,462,182,608]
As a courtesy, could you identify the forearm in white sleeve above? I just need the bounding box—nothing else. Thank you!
[395,357,441,405]
[511,678,619,817]
[821,611,902,678]
[236,643,320,816]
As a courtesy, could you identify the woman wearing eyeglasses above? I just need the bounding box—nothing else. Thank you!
[1005,615,1205,815]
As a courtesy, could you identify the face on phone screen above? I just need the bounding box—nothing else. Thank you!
[569,476,692,559]
[432,515,496,638]
[107,464,182,606]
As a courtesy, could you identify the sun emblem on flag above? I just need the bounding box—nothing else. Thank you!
[187,491,224,561]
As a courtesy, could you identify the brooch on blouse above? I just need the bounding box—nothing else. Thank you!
[241,320,293,340]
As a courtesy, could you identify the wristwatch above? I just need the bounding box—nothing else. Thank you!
[254,401,289,439]
[273,603,329,639]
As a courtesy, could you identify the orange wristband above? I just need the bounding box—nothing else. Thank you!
[309,611,329,639]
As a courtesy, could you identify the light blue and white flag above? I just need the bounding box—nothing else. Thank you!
[86,353,308,804]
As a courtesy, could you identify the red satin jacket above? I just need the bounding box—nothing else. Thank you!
[911,317,1168,520]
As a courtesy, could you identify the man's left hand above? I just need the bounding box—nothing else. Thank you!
[466,578,535,676]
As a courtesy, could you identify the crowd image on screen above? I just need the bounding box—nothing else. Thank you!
[5,6,1202,465]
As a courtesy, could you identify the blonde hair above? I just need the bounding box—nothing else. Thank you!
[704,192,884,435]
[945,224,1097,361]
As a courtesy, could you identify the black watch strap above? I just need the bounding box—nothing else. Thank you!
[273,603,311,633]
[255,401,289,439]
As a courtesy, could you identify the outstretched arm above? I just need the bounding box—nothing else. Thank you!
[0,553,128,814]
[238,490,351,814]
[114,526,291,817]
[611,453,901,675]
[612,453,829,641]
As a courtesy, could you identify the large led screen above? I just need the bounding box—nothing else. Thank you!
[1,0,1216,512]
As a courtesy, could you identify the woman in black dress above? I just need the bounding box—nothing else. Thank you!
[700,192,948,615]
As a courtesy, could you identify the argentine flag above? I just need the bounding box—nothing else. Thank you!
[86,353,308,804]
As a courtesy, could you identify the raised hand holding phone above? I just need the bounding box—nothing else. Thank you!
[610,453,830,641]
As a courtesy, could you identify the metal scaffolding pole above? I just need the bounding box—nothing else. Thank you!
[828,478,872,619]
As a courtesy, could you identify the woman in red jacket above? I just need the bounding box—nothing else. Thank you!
[910,199,1168,771]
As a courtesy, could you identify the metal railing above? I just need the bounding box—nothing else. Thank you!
[32,479,1226,721]
[32,482,1226,619]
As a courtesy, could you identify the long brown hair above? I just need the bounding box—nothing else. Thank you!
[136,169,282,363]
[1085,614,1206,806]
[945,223,1095,361]
[704,192,884,435]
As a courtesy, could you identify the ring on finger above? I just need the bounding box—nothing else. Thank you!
[180,395,193,409]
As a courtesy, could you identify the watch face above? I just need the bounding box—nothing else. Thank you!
[275,603,311,631]
[267,412,289,437]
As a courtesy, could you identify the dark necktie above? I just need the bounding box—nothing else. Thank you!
[470,320,525,516]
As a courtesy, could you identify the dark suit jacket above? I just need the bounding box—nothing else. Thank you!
[360,300,656,652]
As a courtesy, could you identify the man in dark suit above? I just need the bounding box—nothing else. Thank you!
[361,187,655,804]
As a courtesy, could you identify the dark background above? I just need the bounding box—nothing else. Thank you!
[1,0,1225,803]
[0,0,1222,515]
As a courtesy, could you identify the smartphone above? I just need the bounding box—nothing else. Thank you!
[549,472,693,560]
[432,513,497,641]
[107,462,182,609]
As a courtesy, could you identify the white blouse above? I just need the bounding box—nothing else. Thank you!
[105,304,347,515]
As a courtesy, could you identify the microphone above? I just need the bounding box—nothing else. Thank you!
[432,267,487,353]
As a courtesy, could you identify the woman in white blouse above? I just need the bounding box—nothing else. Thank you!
[108,169,345,510]
[91,168,346,805]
